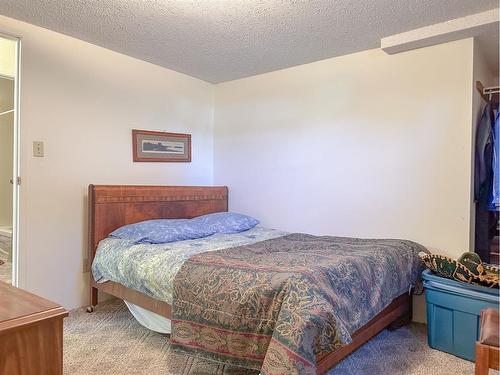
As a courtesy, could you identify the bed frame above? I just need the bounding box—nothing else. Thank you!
[87,184,412,374]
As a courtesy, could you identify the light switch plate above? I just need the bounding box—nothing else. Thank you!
[33,141,44,157]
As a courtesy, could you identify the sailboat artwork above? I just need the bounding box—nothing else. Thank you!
[132,129,191,162]
[142,140,185,154]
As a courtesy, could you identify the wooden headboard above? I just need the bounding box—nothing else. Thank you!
[88,185,228,266]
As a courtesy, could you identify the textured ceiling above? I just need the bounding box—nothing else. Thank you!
[0,0,498,83]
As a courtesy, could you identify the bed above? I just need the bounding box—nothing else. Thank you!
[88,185,422,374]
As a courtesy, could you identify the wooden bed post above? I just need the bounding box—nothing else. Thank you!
[87,184,97,313]
[87,287,98,313]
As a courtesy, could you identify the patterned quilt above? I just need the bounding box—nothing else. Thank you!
[171,234,426,375]
[92,226,287,304]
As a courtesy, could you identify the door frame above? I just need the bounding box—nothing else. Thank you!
[0,31,21,287]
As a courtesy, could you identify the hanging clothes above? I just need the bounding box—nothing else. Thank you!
[488,106,499,211]
[475,103,494,207]
[475,102,496,263]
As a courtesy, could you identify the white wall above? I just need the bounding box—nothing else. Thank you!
[0,15,214,309]
[214,40,476,323]
[215,39,474,258]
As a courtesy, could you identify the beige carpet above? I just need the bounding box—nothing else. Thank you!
[0,234,12,284]
[64,299,493,375]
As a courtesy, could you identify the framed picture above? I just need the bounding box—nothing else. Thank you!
[132,129,191,162]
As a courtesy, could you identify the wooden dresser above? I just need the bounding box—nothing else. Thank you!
[0,282,68,375]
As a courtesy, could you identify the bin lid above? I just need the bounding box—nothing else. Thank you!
[422,269,499,301]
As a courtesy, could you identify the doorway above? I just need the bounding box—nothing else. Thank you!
[0,34,20,286]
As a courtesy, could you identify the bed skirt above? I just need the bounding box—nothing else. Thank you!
[125,301,172,334]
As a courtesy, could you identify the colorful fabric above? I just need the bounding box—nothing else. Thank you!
[171,234,426,374]
[419,251,499,288]
[92,226,288,304]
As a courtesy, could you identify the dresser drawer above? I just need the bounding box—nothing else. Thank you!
[0,282,68,375]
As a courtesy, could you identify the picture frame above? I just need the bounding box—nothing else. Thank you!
[132,129,191,162]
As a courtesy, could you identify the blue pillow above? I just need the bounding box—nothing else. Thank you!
[191,212,259,234]
[109,218,215,244]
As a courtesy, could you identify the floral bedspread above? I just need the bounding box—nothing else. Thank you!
[92,226,287,304]
[171,234,426,375]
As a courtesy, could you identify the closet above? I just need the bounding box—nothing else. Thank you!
[474,82,499,265]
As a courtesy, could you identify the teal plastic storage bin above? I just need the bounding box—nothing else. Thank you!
[422,269,499,361]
